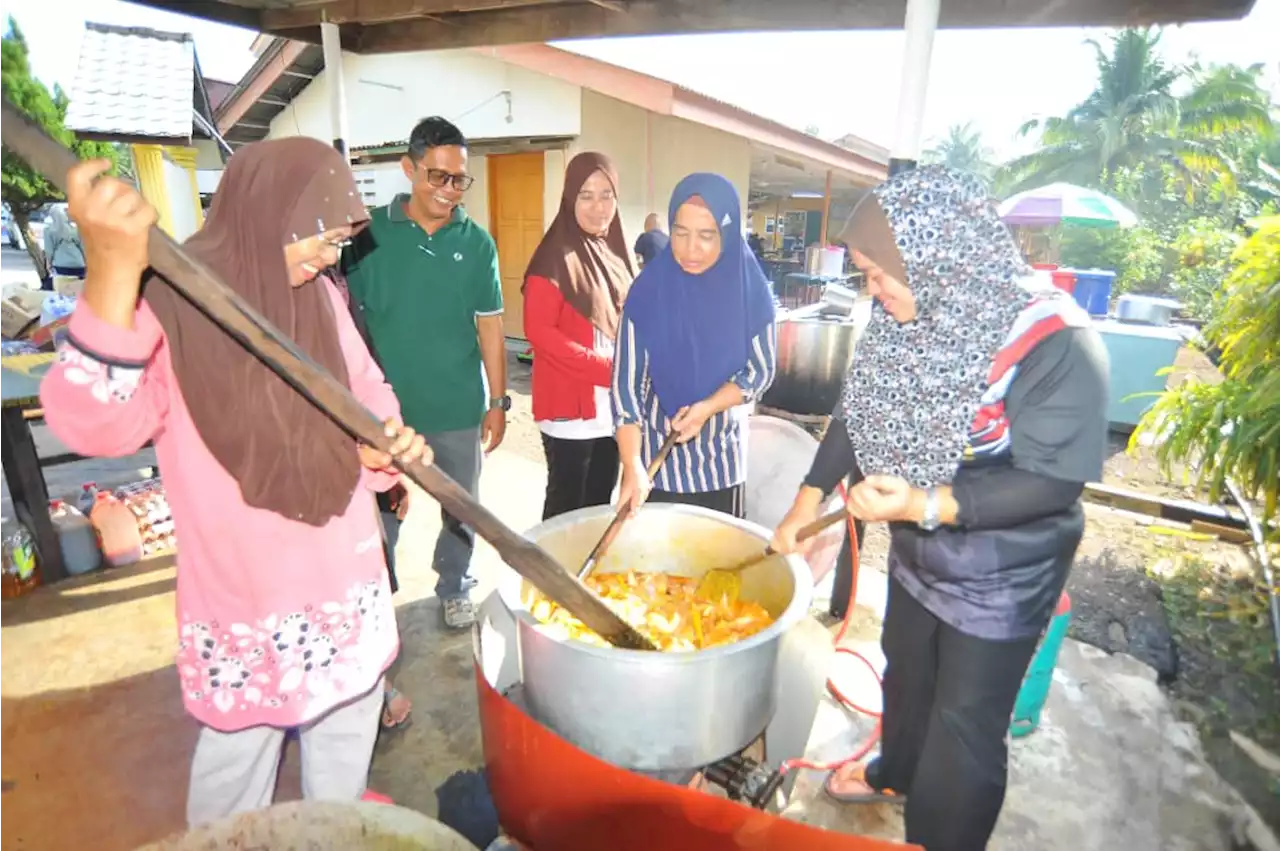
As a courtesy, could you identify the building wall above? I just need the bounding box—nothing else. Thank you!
[346,155,492,226]
[194,138,225,170]
[572,89,752,247]
[267,49,581,150]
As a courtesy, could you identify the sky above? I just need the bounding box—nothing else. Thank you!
[3,0,1277,162]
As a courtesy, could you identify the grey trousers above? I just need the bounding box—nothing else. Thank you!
[185,678,383,828]
[424,427,482,599]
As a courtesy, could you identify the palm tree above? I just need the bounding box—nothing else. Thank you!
[923,123,993,176]
[998,29,1273,197]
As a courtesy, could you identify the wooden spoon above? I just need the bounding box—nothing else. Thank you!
[576,430,680,581]
[696,509,847,602]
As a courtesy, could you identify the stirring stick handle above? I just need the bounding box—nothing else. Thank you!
[577,431,680,580]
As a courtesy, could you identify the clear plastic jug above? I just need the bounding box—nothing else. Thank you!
[50,499,102,576]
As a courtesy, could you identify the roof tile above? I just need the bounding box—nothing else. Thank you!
[65,22,196,141]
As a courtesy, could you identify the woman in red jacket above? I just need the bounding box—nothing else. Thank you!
[523,152,636,519]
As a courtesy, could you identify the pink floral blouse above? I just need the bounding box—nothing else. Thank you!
[40,278,401,731]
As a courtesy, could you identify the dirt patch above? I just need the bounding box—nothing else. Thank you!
[502,352,545,466]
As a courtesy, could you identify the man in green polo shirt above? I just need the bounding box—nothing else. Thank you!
[344,116,509,632]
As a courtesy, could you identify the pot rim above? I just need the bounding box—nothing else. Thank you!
[498,503,815,663]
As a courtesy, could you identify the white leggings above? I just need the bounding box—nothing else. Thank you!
[186,678,383,828]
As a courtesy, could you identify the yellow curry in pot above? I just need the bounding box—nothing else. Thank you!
[529,570,775,651]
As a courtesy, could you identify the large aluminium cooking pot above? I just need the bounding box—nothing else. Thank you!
[760,297,872,416]
[1115,294,1180,326]
[497,504,813,772]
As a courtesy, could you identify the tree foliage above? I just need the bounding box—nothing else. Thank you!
[1134,217,1280,524]
[997,29,1276,322]
[1,17,118,275]
[998,29,1273,200]
[923,123,994,178]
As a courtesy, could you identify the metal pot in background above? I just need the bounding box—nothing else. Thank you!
[498,504,813,772]
[760,297,872,417]
[1115,294,1180,326]
[803,244,825,276]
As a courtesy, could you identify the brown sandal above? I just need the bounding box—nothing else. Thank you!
[823,760,906,805]
[381,685,413,732]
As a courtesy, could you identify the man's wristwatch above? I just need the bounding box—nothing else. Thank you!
[489,395,511,412]
[919,487,941,531]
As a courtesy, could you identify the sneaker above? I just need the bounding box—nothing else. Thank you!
[441,595,476,630]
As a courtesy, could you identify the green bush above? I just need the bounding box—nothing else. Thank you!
[1135,216,1280,523]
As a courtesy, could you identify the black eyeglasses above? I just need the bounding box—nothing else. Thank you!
[423,168,474,192]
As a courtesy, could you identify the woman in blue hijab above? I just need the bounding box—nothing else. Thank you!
[611,173,777,518]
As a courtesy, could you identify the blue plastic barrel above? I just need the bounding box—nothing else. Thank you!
[1072,269,1116,316]
[1010,592,1072,738]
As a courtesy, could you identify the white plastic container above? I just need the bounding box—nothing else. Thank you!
[49,499,102,576]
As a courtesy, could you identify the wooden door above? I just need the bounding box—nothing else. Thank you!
[487,152,545,339]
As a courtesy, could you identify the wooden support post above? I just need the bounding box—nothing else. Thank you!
[131,144,175,236]
[774,197,782,251]
[819,169,832,246]
[1,406,64,583]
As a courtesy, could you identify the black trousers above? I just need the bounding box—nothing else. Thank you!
[650,484,746,519]
[871,576,1039,851]
[829,519,866,619]
[541,434,620,521]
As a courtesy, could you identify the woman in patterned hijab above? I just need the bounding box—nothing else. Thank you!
[770,166,1109,851]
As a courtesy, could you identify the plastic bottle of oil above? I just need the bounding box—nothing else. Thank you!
[0,511,39,596]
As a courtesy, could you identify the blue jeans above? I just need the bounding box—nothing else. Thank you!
[378,426,481,599]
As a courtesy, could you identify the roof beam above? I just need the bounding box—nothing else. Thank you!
[123,0,263,29]
[215,39,309,134]
[260,0,565,29]
[126,0,1257,52]
[347,0,1256,53]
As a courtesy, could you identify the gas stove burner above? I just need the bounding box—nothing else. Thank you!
[638,748,785,811]
[702,752,786,810]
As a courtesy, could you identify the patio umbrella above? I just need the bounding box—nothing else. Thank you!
[998,182,1139,229]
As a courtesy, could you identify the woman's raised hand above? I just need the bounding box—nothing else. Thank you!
[844,475,915,523]
[68,160,154,281]
[359,419,433,472]
[615,456,652,517]
[770,486,824,554]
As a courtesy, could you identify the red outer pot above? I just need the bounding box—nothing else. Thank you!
[475,664,916,851]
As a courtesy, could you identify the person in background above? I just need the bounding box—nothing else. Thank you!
[632,212,669,269]
[613,173,777,518]
[326,267,413,734]
[771,166,1108,851]
[344,116,508,632]
[42,204,86,289]
[523,152,635,520]
[40,140,430,826]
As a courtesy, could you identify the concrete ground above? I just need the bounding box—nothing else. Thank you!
[783,582,1278,851]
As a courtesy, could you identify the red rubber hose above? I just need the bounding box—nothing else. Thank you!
[780,483,884,775]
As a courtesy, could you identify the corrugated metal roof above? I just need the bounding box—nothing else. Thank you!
[65,22,196,141]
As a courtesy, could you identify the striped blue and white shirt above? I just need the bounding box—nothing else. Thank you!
[611,314,778,494]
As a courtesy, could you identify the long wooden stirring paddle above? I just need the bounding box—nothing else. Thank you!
[0,98,656,652]
[575,430,680,581]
